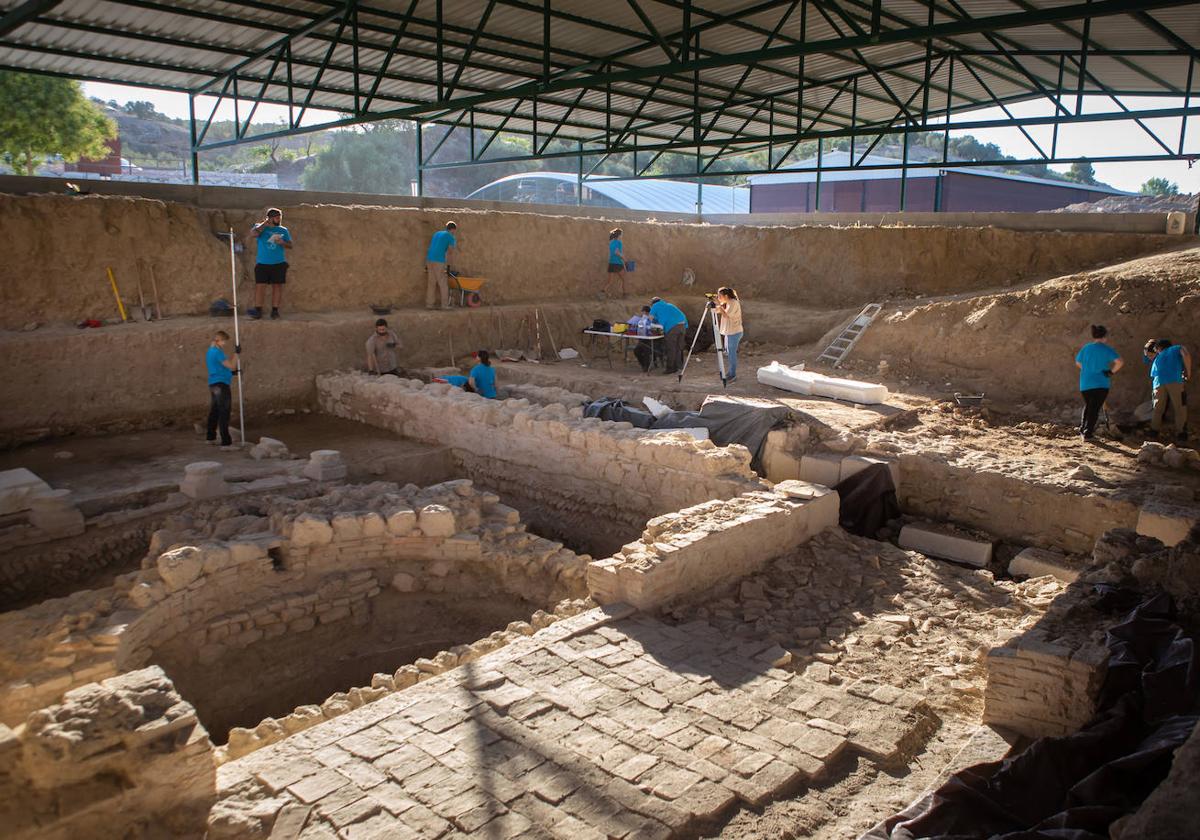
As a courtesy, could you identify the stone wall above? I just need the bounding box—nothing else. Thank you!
[317,373,764,556]
[0,480,587,728]
[588,481,840,611]
[0,667,215,840]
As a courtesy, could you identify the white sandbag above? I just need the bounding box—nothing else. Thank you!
[756,361,889,405]
[643,396,672,419]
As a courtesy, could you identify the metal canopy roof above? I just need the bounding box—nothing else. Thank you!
[1,0,1198,175]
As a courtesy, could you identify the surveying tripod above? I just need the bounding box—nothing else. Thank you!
[678,297,727,388]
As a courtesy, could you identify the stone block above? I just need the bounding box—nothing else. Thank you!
[386,505,416,535]
[899,524,993,568]
[0,468,52,515]
[157,545,205,592]
[360,512,386,537]
[838,455,900,489]
[303,450,347,482]
[331,513,363,541]
[1008,547,1079,583]
[180,461,228,500]
[798,453,842,488]
[392,572,419,593]
[249,436,290,460]
[28,489,85,536]
[1136,500,1199,547]
[291,514,334,547]
[417,505,456,538]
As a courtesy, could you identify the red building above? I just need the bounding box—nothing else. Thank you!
[72,137,123,176]
[747,152,1128,213]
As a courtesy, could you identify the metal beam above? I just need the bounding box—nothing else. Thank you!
[0,0,59,38]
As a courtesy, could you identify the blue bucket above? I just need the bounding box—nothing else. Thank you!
[624,260,636,272]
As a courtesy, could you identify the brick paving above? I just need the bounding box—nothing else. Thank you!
[211,604,934,839]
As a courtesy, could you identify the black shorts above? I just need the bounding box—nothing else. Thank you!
[255,262,289,285]
[607,263,624,274]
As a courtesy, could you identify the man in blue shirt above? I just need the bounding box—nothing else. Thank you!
[1074,324,1122,440]
[244,207,293,320]
[650,297,689,374]
[1144,338,1192,440]
[426,221,458,310]
[205,330,239,447]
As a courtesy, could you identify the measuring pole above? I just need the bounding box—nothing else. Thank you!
[228,228,246,445]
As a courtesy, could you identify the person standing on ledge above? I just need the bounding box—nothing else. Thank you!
[244,207,293,320]
[605,228,627,298]
[1074,324,1122,442]
[1143,337,1191,441]
[365,318,403,376]
[206,330,239,448]
[649,296,689,375]
[426,221,458,310]
[715,287,743,383]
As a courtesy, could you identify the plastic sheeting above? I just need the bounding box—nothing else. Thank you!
[876,593,1199,840]
[833,462,900,538]
[582,397,790,474]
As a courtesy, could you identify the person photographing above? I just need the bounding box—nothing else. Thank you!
[244,207,293,320]
[1074,324,1121,441]
[715,287,743,383]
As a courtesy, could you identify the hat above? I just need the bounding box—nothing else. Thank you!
[650,296,661,304]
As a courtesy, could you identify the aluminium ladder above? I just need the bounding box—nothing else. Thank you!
[816,302,883,368]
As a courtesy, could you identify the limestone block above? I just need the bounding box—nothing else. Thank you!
[1136,500,1199,547]
[799,453,842,488]
[200,544,234,574]
[303,450,347,482]
[899,524,993,568]
[0,468,52,515]
[359,512,386,537]
[417,504,456,538]
[1009,547,1079,583]
[839,455,900,489]
[330,512,363,541]
[249,436,290,460]
[386,505,416,535]
[290,514,333,547]
[180,461,228,500]
[392,572,419,592]
[128,580,166,608]
[157,545,205,592]
[27,489,85,536]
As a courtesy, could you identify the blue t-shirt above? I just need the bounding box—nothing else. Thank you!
[1148,345,1186,388]
[650,300,688,334]
[1075,341,1119,391]
[608,239,624,265]
[469,363,497,399]
[206,345,232,386]
[255,225,291,265]
[444,375,469,388]
[427,230,457,263]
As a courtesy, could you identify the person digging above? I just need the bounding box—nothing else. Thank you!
[1143,338,1192,442]
[244,207,293,320]
[205,330,240,448]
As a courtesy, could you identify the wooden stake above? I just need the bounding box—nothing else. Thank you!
[538,308,560,359]
[106,267,128,322]
[148,263,163,319]
[533,308,543,360]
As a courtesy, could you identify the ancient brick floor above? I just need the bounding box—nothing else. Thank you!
[211,603,934,839]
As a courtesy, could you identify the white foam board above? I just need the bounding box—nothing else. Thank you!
[0,468,52,515]
[756,361,889,405]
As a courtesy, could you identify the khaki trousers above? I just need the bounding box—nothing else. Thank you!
[1152,381,1187,433]
[425,261,448,308]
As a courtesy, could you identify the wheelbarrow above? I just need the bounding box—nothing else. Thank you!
[447,271,486,307]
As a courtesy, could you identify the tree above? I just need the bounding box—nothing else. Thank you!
[0,72,116,174]
[302,121,418,194]
[1064,159,1098,185]
[1141,177,1179,197]
[121,100,160,120]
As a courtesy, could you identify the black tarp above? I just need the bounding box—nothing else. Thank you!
[833,462,901,538]
[879,592,1199,840]
[583,397,790,474]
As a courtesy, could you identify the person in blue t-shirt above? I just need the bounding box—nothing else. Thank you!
[649,297,689,374]
[205,330,239,447]
[605,228,627,299]
[1074,324,1122,441]
[243,207,293,320]
[426,221,458,310]
[469,350,498,399]
[1143,337,1192,440]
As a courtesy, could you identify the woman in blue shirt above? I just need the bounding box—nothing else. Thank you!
[1074,324,1122,441]
[469,350,498,399]
[605,228,626,299]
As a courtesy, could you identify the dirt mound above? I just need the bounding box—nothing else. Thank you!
[855,244,1200,411]
[1049,193,1198,214]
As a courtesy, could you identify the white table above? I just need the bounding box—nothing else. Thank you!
[582,329,664,368]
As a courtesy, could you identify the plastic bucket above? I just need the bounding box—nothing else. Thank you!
[624,260,636,272]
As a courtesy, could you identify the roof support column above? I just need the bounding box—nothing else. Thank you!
[188,92,200,186]
[416,121,424,197]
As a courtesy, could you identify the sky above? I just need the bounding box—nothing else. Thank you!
[84,81,1199,194]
